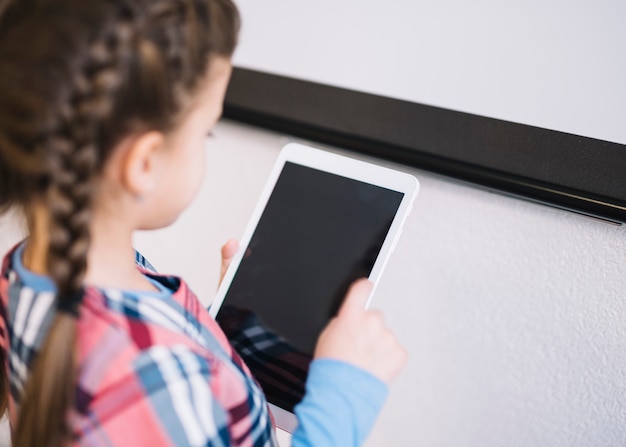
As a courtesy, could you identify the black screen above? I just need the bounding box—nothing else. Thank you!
[215,162,404,411]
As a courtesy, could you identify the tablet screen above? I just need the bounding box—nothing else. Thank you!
[215,161,404,411]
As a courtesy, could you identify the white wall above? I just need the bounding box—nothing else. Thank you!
[134,120,626,446]
[233,0,626,145]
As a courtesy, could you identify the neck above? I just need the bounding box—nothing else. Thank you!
[23,202,157,292]
[85,206,158,291]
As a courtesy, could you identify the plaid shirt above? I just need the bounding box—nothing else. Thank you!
[0,243,278,446]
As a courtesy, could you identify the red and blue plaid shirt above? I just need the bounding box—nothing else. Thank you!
[0,243,278,446]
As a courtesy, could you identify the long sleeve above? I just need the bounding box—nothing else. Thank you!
[291,359,388,447]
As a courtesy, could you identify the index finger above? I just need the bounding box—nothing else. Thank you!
[337,279,373,318]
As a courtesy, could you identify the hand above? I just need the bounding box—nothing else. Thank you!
[314,279,408,385]
[218,239,239,288]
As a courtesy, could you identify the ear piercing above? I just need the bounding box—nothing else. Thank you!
[136,182,155,203]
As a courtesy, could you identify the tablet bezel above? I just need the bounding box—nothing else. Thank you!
[209,142,419,432]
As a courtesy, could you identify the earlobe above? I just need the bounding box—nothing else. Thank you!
[121,131,164,199]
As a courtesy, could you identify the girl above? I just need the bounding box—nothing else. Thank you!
[0,0,407,445]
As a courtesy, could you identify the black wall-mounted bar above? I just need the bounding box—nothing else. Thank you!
[224,67,626,223]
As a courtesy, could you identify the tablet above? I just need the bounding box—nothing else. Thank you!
[209,142,418,432]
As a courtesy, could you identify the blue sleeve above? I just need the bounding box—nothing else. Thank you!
[291,358,388,447]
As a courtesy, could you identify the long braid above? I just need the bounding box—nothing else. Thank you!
[46,20,133,299]
[14,7,137,446]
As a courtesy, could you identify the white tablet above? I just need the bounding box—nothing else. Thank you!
[209,142,418,432]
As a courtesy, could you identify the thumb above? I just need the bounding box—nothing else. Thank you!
[219,239,239,287]
[221,239,239,262]
[337,279,373,317]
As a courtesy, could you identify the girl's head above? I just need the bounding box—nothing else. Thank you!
[0,0,239,444]
[1,0,239,238]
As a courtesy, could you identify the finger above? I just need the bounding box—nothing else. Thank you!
[366,309,385,327]
[221,239,239,261]
[337,278,373,317]
[219,239,239,285]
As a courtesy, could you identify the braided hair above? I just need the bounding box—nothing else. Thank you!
[0,0,239,445]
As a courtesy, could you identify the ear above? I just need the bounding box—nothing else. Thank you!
[121,131,164,198]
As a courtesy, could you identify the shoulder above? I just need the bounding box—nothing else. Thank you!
[75,285,223,390]
[74,341,276,446]
[74,343,232,445]
[75,288,270,423]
